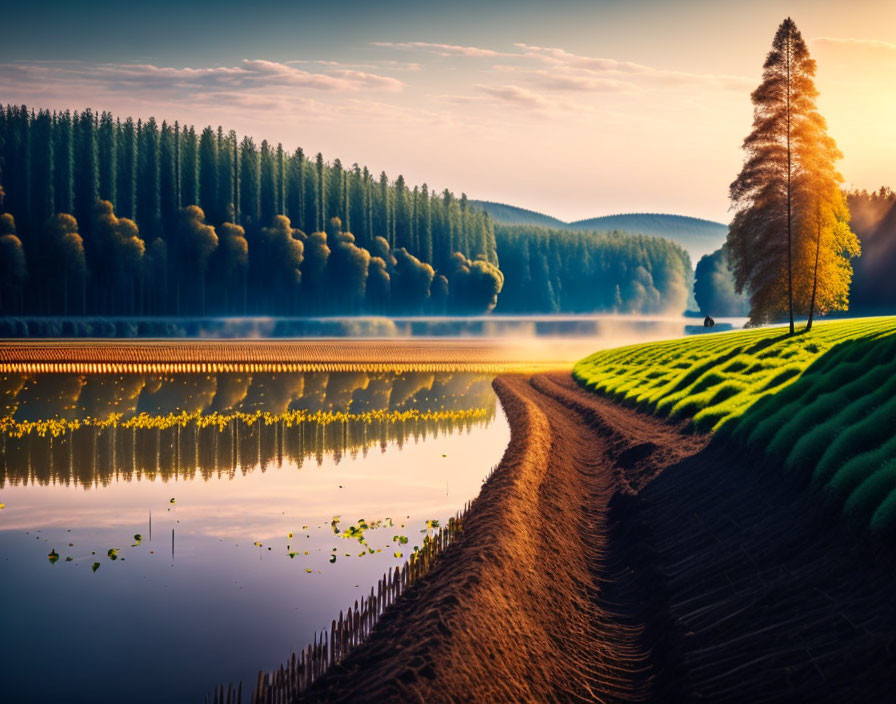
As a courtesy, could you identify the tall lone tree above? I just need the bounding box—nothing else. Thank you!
[727,17,859,332]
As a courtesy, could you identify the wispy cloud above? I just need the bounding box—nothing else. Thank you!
[532,70,634,93]
[370,39,751,98]
[813,37,896,52]
[371,41,519,58]
[516,43,752,91]
[288,58,422,72]
[475,84,551,109]
[0,59,405,97]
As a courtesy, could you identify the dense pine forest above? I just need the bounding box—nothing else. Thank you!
[0,104,692,317]
[494,224,692,313]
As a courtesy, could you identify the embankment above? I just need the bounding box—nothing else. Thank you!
[301,373,896,703]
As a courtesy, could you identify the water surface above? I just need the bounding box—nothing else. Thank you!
[0,370,509,703]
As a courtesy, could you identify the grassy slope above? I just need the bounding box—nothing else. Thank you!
[573,317,896,540]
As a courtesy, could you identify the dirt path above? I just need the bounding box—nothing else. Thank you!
[301,373,896,703]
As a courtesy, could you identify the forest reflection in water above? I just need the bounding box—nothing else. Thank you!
[0,370,496,488]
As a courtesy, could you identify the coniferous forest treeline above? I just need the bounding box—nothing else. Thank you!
[0,104,692,317]
[493,224,692,313]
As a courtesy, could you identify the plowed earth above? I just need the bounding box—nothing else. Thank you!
[301,373,896,703]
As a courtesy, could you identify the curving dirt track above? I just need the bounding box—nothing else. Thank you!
[300,373,896,703]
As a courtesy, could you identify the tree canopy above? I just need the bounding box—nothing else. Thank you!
[727,18,859,331]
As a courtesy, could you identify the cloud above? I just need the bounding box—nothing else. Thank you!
[0,59,405,97]
[475,84,551,109]
[532,70,634,93]
[330,69,405,91]
[515,43,752,91]
[368,39,751,95]
[813,37,896,52]
[288,58,423,72]
[371,41,519,58]
[515,43,654,74]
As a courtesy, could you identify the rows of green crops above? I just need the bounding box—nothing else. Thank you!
[573,317,896,540]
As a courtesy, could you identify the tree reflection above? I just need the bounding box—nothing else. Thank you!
[0,371,496,488]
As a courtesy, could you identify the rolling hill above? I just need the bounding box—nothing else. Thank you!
[472,201,728,265]
[469,201,567,229]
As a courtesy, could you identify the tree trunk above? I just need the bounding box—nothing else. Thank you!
[806,211,822,332]
[786,30,795,335]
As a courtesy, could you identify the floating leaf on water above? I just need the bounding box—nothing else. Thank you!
[133,534,142,542]
[65,557,73,562]
[48,550,59,564]
[107,548,119,560]
[304,551,309,555]
[304,568,312,573]
[91,562,101,573]
[169,498,176,504]
[301,525,307,530]
[329,555,336,563]
[394,552,403,558]
[288,552,297,559]
[0,503,5,509]
[253,541,262,547]
[399,536,409,545]
[287,532,293,538]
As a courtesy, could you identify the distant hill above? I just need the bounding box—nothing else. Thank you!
[472,201,728,265]
[570,214,728,264]
[469,200,567,229]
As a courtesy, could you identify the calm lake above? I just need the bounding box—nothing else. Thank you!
[0,370,509,703]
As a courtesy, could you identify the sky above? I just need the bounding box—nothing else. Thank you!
[2,0,895,223]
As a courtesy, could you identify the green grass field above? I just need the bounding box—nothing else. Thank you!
[573,317,896,540]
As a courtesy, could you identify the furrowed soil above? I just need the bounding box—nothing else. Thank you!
[301,373,896,703]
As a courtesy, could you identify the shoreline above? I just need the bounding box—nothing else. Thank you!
[297,373,896,703]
